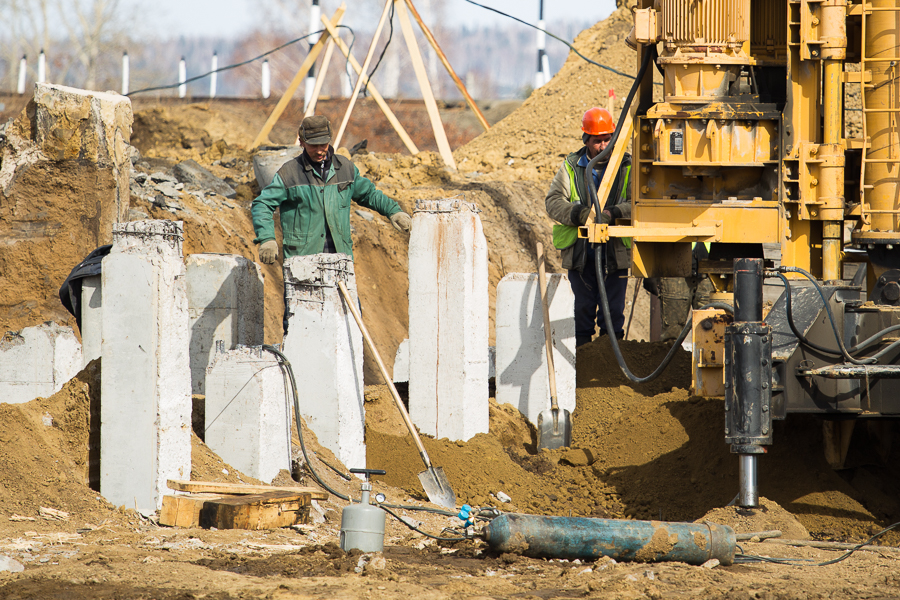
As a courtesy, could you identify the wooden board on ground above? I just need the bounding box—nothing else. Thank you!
[167,479,328,500]
[202,491,312,530]
[159,493,222,528]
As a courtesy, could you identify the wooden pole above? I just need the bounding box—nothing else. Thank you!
[334,0,392,150]
[249,5,346,149]
[319,13,419,154]
[395,0,457,170]
[403,0,490,132]
[304,36,336,118]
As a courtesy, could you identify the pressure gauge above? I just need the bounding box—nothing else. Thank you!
[374,493,386,504]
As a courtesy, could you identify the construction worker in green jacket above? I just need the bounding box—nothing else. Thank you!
[251,115,411,332]
[545,107,632,347]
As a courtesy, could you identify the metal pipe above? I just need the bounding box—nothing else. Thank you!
[823,220,843,281]
[483,513,736,565]
[739,454,758,507]
[823,60,843,144]
[733,258,764,322]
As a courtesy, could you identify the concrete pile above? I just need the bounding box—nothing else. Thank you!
[0,322,83,404]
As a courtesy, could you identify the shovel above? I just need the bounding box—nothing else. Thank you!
[336,281,457,510]
[535,242,572,450]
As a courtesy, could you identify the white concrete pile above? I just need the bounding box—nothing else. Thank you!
[408,198,490,442]
[282,254,366,472]
[0,322,83,404]
[495,273,576,426]
[100,220,192,514]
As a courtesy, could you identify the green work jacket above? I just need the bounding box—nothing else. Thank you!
[251,150,401,259]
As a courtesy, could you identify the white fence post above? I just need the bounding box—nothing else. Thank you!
[210,52,218,98]
[178,57,186,98]
[262,59,270,99]
[122,52,129,95]
[37,49,46,84]
[17,55,26,94]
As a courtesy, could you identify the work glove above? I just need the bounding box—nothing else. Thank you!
[570,204,591,226]
[599,210,612,225]
[259,239,278,264]
[390,211,412,233]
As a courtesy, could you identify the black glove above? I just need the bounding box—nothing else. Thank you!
[599,210,612,225]
[570,204,591,226]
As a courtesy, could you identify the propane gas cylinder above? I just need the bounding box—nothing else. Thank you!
[339,468,386,553]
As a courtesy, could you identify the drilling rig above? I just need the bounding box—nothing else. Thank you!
[582,0,900,507]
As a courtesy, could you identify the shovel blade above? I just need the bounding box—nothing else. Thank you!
[537,407,572,450]
[417,466,456,509]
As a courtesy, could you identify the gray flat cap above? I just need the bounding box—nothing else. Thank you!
[299,115,332,145]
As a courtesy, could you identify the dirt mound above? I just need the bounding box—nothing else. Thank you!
[454,6,646,180]
[365,342,900,546]
[576,338,692,396]
[698,497,810,540]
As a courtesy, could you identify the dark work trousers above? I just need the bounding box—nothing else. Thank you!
[569,245,628,346]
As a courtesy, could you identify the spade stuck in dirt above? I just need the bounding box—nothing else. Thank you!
[337,281,457,509]
[535,242,572,450]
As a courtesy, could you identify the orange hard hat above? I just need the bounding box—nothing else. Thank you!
[582,107,615,136]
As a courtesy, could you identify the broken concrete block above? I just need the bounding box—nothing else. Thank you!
[205,346,289,483]
[174,159,236,199]
[408,199,489,442]
[282,254,365,471]
[0,83,133,330]
[185,254,264,395]
[253,146,303,190]
[0,322,83,404]
[100,220,191,515]
[495,273,576,426]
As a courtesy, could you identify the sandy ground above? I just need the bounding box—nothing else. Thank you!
[2,6,900,599]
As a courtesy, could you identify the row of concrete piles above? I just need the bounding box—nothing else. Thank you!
[0,84,577,516]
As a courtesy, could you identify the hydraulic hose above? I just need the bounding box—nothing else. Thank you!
[593,247,733,383]
[775,268,876,366]
[773,270,900,364]
[583,45,657,210]
[261,345,460,523]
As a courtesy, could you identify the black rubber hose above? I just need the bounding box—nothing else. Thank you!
[261,345,460,519]
[593,247,732,383]
[777,268,876,365]
[773,272,900,364]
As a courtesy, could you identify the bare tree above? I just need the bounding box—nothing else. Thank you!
[57,0,128,91]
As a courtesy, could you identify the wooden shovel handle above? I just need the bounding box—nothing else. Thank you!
[336,281,433,467]
[536,242,560,410]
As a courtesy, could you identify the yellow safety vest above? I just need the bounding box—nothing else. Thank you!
[552,161,631,249]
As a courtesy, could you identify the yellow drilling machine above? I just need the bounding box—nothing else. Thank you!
[582,0,900,507]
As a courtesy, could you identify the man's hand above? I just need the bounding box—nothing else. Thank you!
[600,210,612,225]
[259,239,278,264]
[570,204,591,226]
[390,211,412,233]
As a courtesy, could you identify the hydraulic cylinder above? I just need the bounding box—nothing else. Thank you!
[725,259,773,507]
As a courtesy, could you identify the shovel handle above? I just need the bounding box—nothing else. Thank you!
[336,281,434,468]
[536,242,560,411]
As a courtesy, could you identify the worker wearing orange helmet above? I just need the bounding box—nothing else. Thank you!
[545,107,632,347]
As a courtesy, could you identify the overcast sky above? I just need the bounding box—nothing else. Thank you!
[141,0,617,38]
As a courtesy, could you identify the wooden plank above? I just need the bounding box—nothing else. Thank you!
[167,479,328,500]
[248,5,346,149]
[159,493,222,528]
[395,0,457,170]
[304,36,337,118]
[334,0,393,149]
[203,491,312,530]
[320,14,419,154]
[402,0,490,132]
